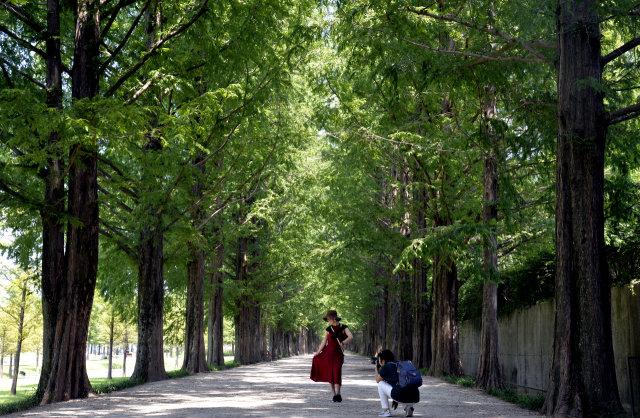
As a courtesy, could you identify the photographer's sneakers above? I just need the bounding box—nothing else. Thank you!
[378,411,391,417]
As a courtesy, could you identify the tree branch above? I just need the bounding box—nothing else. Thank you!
[0,1,44,33]
[607,102,640,125]
[104,0,210,98]
[101,0,142,39]
[0,58,45,88]
[602,36,640,67]
[353,24,548,65]
[0,62,13,88]
[124,63,206,105]
[399,6,554,63]
[98,227,136,260]
[99,0,151,75]
[0,24,46,58]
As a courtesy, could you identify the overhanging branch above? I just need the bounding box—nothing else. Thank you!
[104,0,210,98]
[607,102,640,125]
[602,36,640,67]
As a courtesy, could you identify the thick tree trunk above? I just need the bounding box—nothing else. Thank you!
[543,1,621,416]
[131,228,167,382]
[183,247,207,373]
[475,85,504,390]
[107,314,114,380]
[412,256,431,369]
[182,154,207,374]
[207,241,225,368]
[429,252,463,376]
[234,236,250,365]
[40,1,100,403]
[38,0,65,401]
[130,6,167,382]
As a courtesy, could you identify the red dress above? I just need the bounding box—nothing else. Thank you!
[310,325,347,385]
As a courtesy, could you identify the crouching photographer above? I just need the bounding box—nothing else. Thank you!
[375,350,420,417]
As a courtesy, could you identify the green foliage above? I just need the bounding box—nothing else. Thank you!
[207,360,241,372]
[0,392,40,415]
[442,375,475,388]
[91,377,145,395]
[484,386,545,411]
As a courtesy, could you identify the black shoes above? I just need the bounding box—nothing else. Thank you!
[392,401,398,410]
[332,395,342,402]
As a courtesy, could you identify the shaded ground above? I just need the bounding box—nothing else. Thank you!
[4,353,537,417]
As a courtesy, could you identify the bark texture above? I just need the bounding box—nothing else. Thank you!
[107,314,114,380]
[40,0,100,403]
[183,246,207,373]
[182,155,207,374]
[207,240,225,368]
[429,252,463,377]
[131,225,167,382]
[38,0,65,400]
[475,85,504,390]
[543,1,622,415]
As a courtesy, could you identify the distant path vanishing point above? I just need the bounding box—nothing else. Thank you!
[5,353,537,417]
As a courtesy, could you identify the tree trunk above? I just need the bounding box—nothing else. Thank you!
[429,252,463,376]
[131,201,167,382]
[182,153,207,374]
[183,246,207,373]
[543,1,621,415]
[10,286,27,395]
[207,221,225,368]
[37,0,65,401]
[412,256,431,369]
[1,330,5,379]
[107,313,114,380]
[475,85,504,390]
[122,331,128,378]
[39,0,100,404]
[234,235,250,365]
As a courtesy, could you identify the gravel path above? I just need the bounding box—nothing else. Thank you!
[5,353,537,417]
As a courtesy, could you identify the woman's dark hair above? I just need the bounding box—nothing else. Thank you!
[378,349,395,364]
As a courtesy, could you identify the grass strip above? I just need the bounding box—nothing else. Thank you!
[419,368,544,412]
[484,386,545,411]
[1,360,248,416]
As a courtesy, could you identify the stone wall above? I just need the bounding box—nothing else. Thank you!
[459,282,640,411]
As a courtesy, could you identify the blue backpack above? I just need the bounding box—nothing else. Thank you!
[394,361,423,389]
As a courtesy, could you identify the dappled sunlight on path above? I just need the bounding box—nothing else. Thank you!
[5,353,537,417]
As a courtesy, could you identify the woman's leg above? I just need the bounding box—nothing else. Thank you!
[336,384,341,395]
[378,381,393,410]
[328,383,336,396]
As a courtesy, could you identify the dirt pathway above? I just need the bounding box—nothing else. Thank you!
[6,353,537,417]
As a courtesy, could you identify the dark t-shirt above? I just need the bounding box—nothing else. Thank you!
[379,363,420,404]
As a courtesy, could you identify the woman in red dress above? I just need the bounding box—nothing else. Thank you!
[310,310,354,402]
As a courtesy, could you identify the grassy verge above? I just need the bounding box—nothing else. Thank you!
[419,369,544,411]
[0,360,249,416]
[484,386,545,411]
[208,360,242,372]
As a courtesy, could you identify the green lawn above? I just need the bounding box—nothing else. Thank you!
[0,383,38,405]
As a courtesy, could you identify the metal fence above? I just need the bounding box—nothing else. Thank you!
[628,357,640,418]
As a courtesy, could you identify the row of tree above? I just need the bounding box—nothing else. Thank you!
[1,1,639,417]
[312,1,640,417]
